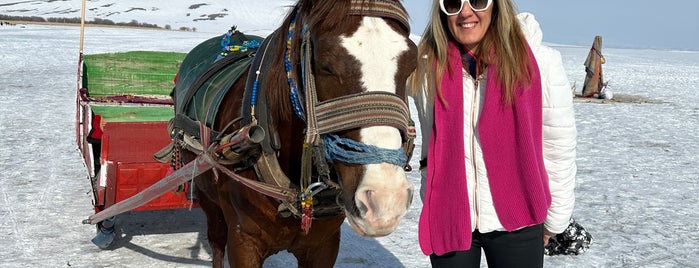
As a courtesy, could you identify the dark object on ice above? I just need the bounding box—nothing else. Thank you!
[582,36,610,99]
[91,217,115,249]
[545,218,593,256]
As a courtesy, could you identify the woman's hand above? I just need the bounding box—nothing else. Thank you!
[543,229,557,246]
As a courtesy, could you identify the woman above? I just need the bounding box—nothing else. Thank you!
[409,0,577,267]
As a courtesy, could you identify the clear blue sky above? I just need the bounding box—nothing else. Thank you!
[403,1,699,51]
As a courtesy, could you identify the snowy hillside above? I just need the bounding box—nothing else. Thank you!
[0,0,295,34]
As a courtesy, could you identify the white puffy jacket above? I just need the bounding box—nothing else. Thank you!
[412,13,577,234]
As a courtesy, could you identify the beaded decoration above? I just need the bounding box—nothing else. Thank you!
[285,14,306,121]
[219,26,260,59]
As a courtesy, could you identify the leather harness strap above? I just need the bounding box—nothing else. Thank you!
[314,91,412,137]
[348,0,410,32]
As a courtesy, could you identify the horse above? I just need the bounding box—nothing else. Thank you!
[170,1,417,267]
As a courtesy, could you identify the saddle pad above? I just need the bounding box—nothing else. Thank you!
[174,34,263,128]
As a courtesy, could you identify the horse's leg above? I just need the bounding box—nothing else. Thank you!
[219,197,269,268]
[292,218,344,268]
[219,183,275,268]
[225,226,268,268]
[195,182,228,268]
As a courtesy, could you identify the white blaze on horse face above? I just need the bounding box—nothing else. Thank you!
[340,17,414,236]
[340,16,407,150]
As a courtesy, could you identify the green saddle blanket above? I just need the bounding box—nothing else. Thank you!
[174,33,263,128]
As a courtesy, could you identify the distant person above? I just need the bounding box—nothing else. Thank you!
[408,0,577,267]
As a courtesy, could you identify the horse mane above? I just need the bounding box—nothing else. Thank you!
[265,0,353,122]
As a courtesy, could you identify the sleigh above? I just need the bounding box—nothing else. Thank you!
[75,47,202,246]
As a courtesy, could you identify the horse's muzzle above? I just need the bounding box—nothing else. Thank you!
[346,163,414,237]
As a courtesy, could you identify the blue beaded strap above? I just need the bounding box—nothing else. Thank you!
[251,80,259,107]
[216,25,266,114]
[285,14,306,121]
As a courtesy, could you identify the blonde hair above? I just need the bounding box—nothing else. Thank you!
[408,0,534,106]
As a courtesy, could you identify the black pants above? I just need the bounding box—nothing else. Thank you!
[430,224,544,268]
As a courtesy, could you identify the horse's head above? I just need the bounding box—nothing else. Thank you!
[272,0,416,237]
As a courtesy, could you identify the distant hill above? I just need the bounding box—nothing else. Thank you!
[0,0,294,34]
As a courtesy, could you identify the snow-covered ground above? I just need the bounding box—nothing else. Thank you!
[1,21,698,268]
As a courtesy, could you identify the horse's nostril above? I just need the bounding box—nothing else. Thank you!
[406,188,414,209]
[356,197,368,216]
[356,190,374,217]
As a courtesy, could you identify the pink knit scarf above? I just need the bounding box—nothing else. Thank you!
[418,40,551,256]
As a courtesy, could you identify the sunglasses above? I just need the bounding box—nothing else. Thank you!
[440,0,493,16]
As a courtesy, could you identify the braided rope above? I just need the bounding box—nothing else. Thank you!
[323,134,407,167]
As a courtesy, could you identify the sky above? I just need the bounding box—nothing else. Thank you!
[403,1,699,51]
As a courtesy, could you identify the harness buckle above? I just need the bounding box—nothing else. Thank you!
[300,181,329,200]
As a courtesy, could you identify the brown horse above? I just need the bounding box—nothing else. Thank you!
[174,1,417,267]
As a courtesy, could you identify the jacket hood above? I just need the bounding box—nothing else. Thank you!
[517,12,543,49]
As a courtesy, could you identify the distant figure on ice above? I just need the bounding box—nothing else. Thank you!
[582,35,611,99]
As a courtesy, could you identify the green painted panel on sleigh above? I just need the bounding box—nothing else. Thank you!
[91,106,174,122]
[83,51,186,97]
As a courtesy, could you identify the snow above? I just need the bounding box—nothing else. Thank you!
[0,0,294,35]
[1,21,699,268]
